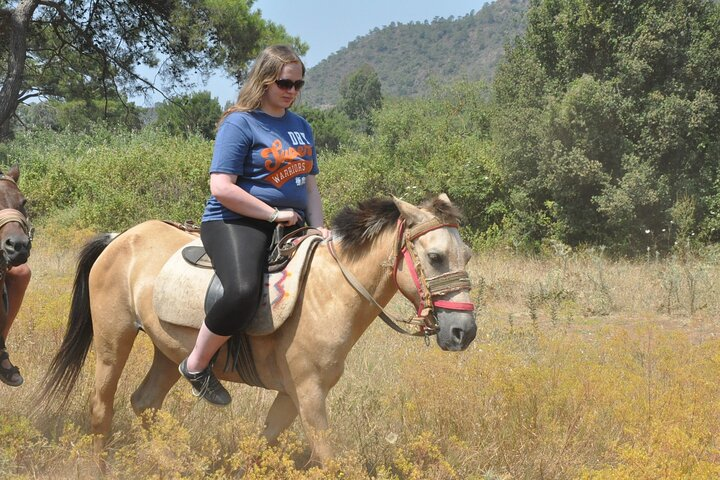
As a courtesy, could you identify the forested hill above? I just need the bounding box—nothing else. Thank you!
[300,0,529,107]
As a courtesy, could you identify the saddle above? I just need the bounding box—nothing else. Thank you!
[153,226,323,335]
[181,226,315,273]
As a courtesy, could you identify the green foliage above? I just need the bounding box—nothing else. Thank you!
[1,127,211,231]
[594,154,667,245]
[3,0,307,134]
[319,80,502,237]
[338,64,383,129]
[670,195,699,245]
[16,99,144,133]
[153,91,222,139]
[494,0,720,252]
[291,105,358,152]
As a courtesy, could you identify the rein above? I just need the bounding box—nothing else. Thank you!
[327,216,474,339]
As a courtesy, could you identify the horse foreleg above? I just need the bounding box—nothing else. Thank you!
[131,345,180,421]
[294,382,333,465]
[262,392,298,445]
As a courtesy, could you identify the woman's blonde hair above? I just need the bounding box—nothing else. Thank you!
[218,45,305,126]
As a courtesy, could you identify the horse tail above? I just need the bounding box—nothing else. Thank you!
[41,233,117,406]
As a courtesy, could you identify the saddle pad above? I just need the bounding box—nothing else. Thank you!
[153,235,322,335]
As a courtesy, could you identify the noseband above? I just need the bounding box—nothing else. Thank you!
[328,216,474,338]
[0,209,31,236]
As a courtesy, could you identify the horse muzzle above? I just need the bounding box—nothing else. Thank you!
[435,310,477,351]
[3,232,31,266]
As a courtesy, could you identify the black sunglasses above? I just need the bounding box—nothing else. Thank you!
[274,79,305,91]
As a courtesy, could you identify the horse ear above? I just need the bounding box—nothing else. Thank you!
[437,193,452,205]
[392,196,426,225]
[7,164,19,183]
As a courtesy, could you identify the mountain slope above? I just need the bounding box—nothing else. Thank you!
[300,0,529,107]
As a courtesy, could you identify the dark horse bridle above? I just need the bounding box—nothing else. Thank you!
[328,216,474,340]
[0,174,33,279]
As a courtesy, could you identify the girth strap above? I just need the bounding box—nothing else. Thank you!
[224,334,265,388]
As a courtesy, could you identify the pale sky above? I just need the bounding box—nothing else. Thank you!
[136,1,489,106]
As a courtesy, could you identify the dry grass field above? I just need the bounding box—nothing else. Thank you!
[2,229,720,479]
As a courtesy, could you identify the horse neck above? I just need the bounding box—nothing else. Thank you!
[343,227,397,300]
[322,228,399,340]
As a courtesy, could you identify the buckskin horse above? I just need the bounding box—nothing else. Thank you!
[43,194,476,463]
[0,165,32,386]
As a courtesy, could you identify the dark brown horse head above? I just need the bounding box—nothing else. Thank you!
[0,165,31,266]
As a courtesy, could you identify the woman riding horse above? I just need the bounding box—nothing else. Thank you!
[43,194,476,465]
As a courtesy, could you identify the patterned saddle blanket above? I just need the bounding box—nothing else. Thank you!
[153,235,323,335]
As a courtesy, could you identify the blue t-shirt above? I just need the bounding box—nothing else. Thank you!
[202,110,318,222]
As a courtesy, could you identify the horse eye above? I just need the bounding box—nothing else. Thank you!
[427,252,443,265]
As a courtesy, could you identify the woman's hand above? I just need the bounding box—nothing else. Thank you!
[274,209,300,226]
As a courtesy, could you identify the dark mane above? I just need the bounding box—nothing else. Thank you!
[331,195,463,255]
[331,198,400,253]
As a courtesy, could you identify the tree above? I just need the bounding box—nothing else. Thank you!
[0,0,306,138]
[338,64,383,128]
[292,104,356,152]
[154,91,222,140]
[15,99,143,132]
[318,81,501,237]
[493,0,720,251]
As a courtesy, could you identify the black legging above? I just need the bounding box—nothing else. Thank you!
[200,217,274,336]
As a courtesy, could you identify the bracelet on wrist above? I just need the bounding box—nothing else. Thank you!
[268,208,280,223]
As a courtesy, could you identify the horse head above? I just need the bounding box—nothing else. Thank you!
[393,194,477,351]
[0,165,31,267]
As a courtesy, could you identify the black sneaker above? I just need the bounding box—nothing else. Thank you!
[178,358,231,406]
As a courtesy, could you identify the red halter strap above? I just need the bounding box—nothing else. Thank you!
[327,215,475,338]
[392,218,475,331]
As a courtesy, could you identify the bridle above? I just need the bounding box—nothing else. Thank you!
[328,216,474,340]
[0,175,33,279]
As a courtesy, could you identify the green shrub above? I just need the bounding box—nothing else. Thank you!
[3,127,211,231]
[319,81,504,235]
[153,91,223,140]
